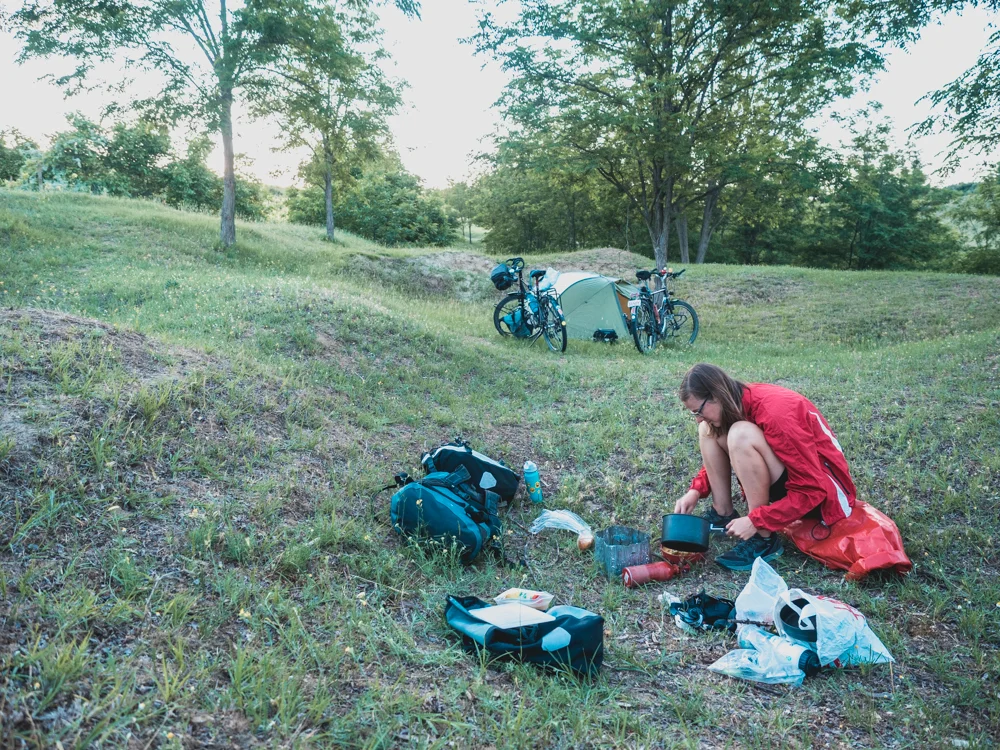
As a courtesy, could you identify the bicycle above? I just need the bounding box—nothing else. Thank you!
[491,257,568,353]
[628,267,699,354]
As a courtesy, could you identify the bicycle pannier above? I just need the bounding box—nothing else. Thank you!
[390,465,502,564]
[421,440,520,504]
[445,595,604,676]
[490,264,514,290]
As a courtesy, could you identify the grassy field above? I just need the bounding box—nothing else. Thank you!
[0,190,998,749]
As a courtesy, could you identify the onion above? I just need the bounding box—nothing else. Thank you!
[578,532,594,551]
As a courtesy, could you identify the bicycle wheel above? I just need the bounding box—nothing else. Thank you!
[541,296,567,353]
[631,299,658,354]
[493,293,523,337]
[661,300,699,345]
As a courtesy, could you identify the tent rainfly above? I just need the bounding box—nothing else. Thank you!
[540,270,640,342]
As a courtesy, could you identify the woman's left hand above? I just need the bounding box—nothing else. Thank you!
[726,516,758,540]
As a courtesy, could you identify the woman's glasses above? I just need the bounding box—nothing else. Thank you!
[692,397,709,418]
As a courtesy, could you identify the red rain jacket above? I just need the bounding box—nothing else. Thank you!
[688,384,857,532]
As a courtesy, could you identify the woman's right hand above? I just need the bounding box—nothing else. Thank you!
[673,490,700,515]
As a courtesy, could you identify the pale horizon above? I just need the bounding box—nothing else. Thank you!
[1,2,996,189]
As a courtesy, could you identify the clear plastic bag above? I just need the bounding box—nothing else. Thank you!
[774,589,894,667]
[529,509,594,550]
[734,557,788,625]
[709,625,812,686]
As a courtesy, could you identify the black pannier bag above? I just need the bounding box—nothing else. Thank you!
[421,440,520,504]
[444,595,604,677]
[490,263,514,291]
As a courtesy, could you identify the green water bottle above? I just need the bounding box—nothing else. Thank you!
[524,461,543,504]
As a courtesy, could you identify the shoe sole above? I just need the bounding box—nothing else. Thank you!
[714,545,784,572]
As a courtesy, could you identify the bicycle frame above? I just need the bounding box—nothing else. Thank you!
[508,263,563,342]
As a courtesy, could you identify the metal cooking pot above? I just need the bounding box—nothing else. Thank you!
[661,513,710,553]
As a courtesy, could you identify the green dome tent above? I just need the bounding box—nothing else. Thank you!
[541,270,640,342]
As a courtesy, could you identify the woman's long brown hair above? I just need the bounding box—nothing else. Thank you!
[679,363,748,437]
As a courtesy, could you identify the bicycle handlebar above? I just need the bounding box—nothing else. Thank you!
[505,257,525,272]
[636,267,686,281]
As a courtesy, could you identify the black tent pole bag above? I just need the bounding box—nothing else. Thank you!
[444,595,604,677]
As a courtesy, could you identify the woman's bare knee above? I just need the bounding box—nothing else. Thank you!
[726,421,763,453]
[727,421,784,482]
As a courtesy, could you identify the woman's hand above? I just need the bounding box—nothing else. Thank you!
[725,516,758,540]
[673,490,700,515]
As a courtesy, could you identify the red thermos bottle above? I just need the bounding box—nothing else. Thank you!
[622,561,682,588]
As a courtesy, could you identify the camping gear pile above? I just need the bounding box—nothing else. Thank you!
[384,439,908,682]
[490,262,639,344]
[536,268,639,342]
[707,559,894,686]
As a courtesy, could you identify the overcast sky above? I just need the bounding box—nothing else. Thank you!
[1,2,996,188]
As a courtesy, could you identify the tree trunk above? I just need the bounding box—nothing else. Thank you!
[677,213,690,264]
[648,173,673,270]
[37,164,43,191]
[219,88,237,248]
[467,222,472,243]
[568,189,577,249]
[324,168,335,241]
[695,185,721,263]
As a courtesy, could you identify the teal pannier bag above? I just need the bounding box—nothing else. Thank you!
[390,465,502,564]
[501,294,539,339]
[502,308,532,338]
[444,595,604,677]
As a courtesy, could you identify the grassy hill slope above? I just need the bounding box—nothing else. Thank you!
[1,190,998,748]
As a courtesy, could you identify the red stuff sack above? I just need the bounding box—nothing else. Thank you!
[782,501,912,581]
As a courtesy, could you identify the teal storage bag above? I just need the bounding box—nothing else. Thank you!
[502,308,532,338]
[390,466,501,564]
[444,595,604,677]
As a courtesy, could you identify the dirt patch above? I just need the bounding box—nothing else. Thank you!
[420,251,496,274]
[0,307,209,383]
[546,247,656,279]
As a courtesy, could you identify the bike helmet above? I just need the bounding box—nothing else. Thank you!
[490,263,514,291]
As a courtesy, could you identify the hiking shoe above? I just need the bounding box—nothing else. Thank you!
[715,534,784,571]
[703,506,739,536]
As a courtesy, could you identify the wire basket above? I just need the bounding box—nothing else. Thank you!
[594,526,650,578]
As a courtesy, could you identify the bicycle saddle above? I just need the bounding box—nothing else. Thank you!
[636,270,652,281]
[529,269,547,280]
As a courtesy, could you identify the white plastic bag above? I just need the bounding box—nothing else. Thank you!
[774,589,894,667]
[708,626,808,686]
[529,509,591,535]
[734,558,788,625]
[529,509,594,549]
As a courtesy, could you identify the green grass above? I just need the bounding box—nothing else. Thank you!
[1,189,998,748]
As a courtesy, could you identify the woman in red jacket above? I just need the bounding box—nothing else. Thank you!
[672,363,856,571]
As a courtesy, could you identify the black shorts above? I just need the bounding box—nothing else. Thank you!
[768,469,788,503]
[770,469,822,520]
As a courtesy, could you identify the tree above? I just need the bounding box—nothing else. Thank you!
[256,3,401,241]
[949,165,1000,274]
[286,160,455,246]
[713,149,825,265]
[804,119,958,270]
[12,0,417,247]
[0,130,38,183]
[916,20,1000,167]
[103,120,172,197]
[471,156,642,255]
[444,181,475,244]
[473,0,882,268]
